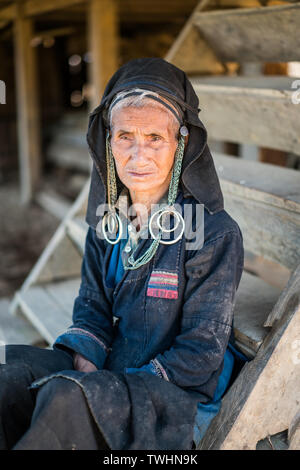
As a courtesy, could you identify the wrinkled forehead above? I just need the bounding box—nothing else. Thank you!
[110,105,179,137]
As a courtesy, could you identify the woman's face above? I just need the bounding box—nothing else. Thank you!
[110,105,178,195]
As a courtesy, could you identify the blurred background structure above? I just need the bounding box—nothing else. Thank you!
[0,0,300,450]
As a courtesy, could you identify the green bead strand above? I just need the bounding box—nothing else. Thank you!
[105,133,185,270]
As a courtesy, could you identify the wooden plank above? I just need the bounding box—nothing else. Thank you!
[244,251,291,291]
[212,153,300,271]
[199,264,300,450]
[234,339,257,360]
[10,180,89,312]
[213,151,300,212]
[16,284,73,345]
[44,278,81,317]
[13,4,41,204]
[47,141,91,172]
[233,271,280,356]
[23,0,86,17]
[35,190,72,220]
[66,217,88,255]
[264,262,300,327]
[0,4,16,21]
[193,4,300,63]
[36,26,76,39]
[165,0,225,75]
[87,0,119,110]
[191,76,300,154]
[288,410,300,450]
[48,127,87,148]
[37,234,83,284]
[0,298,43,346]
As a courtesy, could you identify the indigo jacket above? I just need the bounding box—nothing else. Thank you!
[48,58,244,449]
[54,193,244,399]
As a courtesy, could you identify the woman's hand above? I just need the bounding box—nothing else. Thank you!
[73,352,98,372]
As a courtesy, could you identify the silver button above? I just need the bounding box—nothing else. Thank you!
[124,245,131,253]
[128,225,132,232]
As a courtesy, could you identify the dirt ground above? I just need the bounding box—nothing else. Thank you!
[0,181,59,298]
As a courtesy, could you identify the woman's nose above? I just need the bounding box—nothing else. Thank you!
[131,141,148,161]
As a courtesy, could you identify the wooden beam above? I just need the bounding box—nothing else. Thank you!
[0,4,16,21]
[16,281,76,344]
[233,270,280,357]
[165,0,225,75]
[23,0,86,17]
[0,3,16,30]
[198,264,300,449]
[191,76,300,155]
[35,26,76,39]
[13,4,41,204]
[193,3,300,63]
[264,260,300,327]
[288,411,300,450]
[212,153,300,271]
[87,0,119,110]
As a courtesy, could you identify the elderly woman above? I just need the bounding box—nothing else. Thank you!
[0,58,245,450]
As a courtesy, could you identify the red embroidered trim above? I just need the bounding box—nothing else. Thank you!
[151,358,169,382]
[66,328,110,353]
[147,288,178,299]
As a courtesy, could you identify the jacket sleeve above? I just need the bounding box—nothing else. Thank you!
[126,228,244,393]
[53,226,114,369]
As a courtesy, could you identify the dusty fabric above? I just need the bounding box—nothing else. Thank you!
[30,369,200,450]
[0,345,74,449]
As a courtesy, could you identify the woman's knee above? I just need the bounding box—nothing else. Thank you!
[4,344,74,375]
[34,377,83,417]
[15,377,107,450]
[0,362,34,400]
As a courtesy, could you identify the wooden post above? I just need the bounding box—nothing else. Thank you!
[87,0,119,112]
[13,4,41,204]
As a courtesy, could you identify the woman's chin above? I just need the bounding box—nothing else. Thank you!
[124,176,159,193]
[127,182,157,193]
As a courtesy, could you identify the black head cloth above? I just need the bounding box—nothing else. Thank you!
[85,57,224,228]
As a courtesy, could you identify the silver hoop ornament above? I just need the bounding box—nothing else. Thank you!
[102,211,123,245]
[149,207,185,245]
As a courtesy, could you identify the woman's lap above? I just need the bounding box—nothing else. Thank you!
[0,344,74,449]
[0,345,202,450]
[13,376,109,450]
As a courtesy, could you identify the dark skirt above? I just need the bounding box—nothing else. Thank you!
[0,345,199,450]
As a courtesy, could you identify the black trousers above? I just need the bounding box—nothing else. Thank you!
[0,345,109,450]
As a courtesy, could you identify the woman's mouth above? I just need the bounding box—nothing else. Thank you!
[127,171,153,177]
